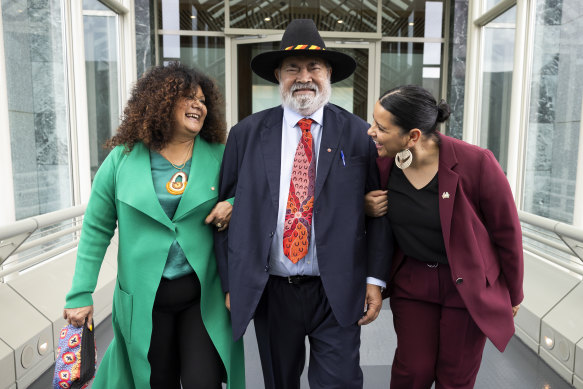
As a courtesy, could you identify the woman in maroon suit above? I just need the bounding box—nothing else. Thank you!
[366,85,523,389]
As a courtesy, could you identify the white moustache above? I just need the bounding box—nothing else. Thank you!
[290,83,318,93]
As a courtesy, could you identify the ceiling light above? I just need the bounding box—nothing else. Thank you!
[408,22,414,26]
[191,15,196,19]
[337,20,343,24]
[264,17,271,22]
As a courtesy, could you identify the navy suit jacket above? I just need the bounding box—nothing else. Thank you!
[215,104,392,340]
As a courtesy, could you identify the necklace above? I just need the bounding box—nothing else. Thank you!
[165,140,194,195]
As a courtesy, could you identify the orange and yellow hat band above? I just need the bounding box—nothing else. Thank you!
[284,45,325,51]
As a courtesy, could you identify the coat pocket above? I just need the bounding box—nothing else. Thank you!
[485,261,501,287]
[114,282,133,344]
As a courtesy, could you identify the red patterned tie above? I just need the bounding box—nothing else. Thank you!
[283,118,315,263]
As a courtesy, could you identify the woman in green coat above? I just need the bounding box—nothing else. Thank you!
[63,63,245,388]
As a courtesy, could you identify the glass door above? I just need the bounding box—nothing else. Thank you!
[231,38,372,124]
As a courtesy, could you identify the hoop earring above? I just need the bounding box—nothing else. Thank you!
[395,149,413,169]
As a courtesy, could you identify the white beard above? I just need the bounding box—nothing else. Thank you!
[280,80,331,116]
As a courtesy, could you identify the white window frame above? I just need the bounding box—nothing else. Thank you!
[466,0,583,226]
[0,1,15,224]
[69,0,136,205]
[0,0,135,225]
[464,0,529,199]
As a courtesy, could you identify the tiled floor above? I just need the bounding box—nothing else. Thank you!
[32,305,574,388]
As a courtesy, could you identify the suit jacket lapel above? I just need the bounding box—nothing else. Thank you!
[173,137,220,222]
[116,143,175,230]
[260,107,284,209]
[437,134,459,249]
[315,105,344,201]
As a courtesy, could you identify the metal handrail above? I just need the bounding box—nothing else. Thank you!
[518,211,583,243]
[0,205,86,241]
[0,205,86,280]
[518,210,583,276]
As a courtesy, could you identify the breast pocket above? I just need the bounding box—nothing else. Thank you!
[333,154,367,190]
[337,154,367,168]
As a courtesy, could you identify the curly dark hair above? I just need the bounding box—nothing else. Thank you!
[106,62,226,151]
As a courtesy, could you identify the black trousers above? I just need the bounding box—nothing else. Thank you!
[254,276,363,389]
[147,272,223,389]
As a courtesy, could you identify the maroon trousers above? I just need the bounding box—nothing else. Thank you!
[389,257,487,389]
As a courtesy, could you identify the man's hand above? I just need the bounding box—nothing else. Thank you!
[63,305,94,329]
[205,201,233,232]
[364,190,388,217]
[225,292,231,311]
[358,284,382,326]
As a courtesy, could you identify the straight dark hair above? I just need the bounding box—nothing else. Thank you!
[379,85,451,136]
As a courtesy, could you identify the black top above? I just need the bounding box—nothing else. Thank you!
[387,165,448,264]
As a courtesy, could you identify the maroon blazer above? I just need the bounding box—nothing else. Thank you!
[378,134,524,352]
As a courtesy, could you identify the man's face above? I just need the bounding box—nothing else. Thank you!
[275,56,332,116]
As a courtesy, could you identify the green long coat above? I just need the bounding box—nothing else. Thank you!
[65,140,245,388]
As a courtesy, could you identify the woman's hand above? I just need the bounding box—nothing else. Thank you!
[205,201,232,231]
[225,292,231,311]
[512,304,520,317]
[365,190,388,217]
[63,305,94,329]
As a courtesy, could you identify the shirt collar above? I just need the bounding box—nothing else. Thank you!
[283,105,325,129]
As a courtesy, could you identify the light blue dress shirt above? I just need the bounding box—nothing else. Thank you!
[268,106,323,277]
[267,106,386,288]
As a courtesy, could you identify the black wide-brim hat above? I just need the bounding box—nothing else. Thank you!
[251,19,357,84]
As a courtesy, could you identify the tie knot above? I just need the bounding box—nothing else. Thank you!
[297,118,313,131]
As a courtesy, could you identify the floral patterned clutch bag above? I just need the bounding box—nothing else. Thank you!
[53,321,96,389]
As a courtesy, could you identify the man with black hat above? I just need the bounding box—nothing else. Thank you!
[215,19,391,388]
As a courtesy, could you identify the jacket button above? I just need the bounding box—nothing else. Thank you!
[269,231,274,237]
[264,265,269,272]
[455,277,463,285]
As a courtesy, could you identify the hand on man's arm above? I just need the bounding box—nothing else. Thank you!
[365,190,388,217]
[205,200,233,231]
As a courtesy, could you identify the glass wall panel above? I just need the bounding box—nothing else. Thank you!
[2,0,72,220]
[380,42,443,99]
[229,0,377,32]
[522,0,582,224]
[478,7,516,174]
[328,47,368,120]
[381,0,444,37]
[83,4,121,179]
[236,41,280,120]
[157,0,224,31]
[159,35,226,95]
[485,0,504,12]
[84,0,109,11]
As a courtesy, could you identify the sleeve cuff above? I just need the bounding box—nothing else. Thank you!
[367,277,386,289]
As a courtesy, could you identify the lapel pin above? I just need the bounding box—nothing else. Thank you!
[442,192,450,199]
[327,148,332,152]
[211,186,215,191]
